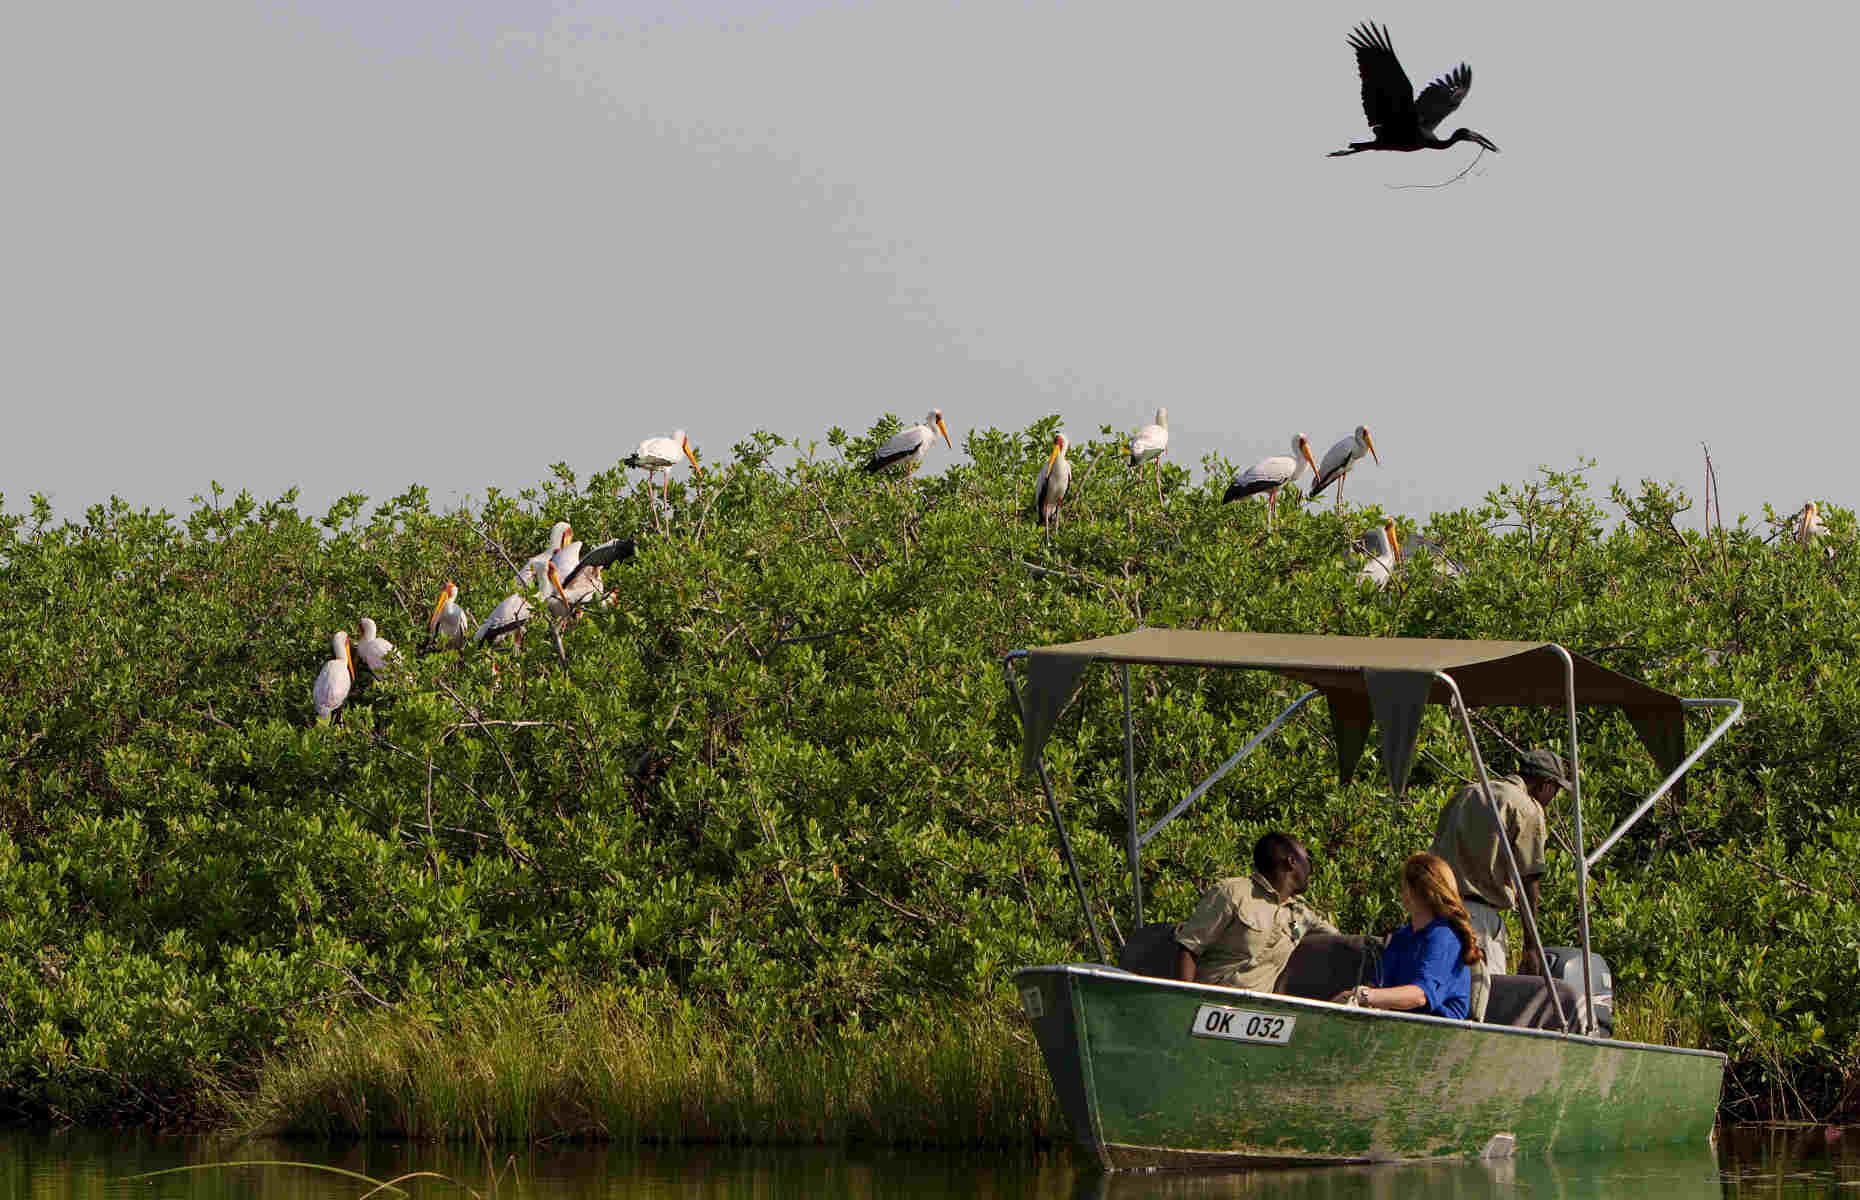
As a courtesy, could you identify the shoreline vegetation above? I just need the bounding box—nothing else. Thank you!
[2,417,1857,1138]
[227,988,1061,1146]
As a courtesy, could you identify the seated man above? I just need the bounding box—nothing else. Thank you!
[1175,832,1338,990]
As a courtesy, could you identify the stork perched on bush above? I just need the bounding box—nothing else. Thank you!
[1310,426,1380,507]
[862,410,952,477]
[1032,433,1072,534]
[1329,23,1499,159]
[1128,409,1169,502]
[1225,434,1318,529]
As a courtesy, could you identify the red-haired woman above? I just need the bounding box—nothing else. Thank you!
[1332,852,1482,1020]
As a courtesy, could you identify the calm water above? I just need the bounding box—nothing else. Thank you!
[7,1127,1858,1198]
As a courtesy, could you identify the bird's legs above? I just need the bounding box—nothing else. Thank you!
[1267,489,1277,531]
[1153,456,1164,504]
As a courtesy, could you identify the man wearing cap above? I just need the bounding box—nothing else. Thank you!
[1429,748,1570,1021]
[1175,831,1339,991]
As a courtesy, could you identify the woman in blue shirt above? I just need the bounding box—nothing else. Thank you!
[1334,852,1481,1019]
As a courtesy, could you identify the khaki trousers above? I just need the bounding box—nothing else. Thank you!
[1465,899,1508,1022]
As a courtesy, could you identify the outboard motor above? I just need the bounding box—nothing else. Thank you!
[1543,947,1613,1036]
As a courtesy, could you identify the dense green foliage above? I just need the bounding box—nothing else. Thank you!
[1,418,1855,1130]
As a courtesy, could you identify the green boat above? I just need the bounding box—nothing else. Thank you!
[1003,631,1741,1169]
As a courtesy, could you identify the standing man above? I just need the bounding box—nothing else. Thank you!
[1175,832,1339,990]
[1430,748,1570,1021]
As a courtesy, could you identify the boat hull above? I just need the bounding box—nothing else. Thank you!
[1016,964,1724,1170]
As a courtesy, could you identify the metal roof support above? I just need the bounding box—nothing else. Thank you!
[1436,670,1569,1032]
[1005,651,1109,964]
[1138,689,1322,849]
[1550,645,1597,1035]
[1122,665,1143,930]
[1585,698,1743,870]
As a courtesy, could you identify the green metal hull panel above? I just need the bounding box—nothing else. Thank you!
[1016,965,1724,1170]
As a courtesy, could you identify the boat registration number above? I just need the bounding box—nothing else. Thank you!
[1190,1004,1296,1045]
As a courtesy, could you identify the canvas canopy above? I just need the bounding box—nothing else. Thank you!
[1015,630,1687,795]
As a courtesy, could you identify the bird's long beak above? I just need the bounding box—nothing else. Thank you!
[344,638,355,679]
[1046,439,1062,470]
[1302,443,1319,476]
[429,586,451,634]
[1388,523,1402,565]
[548,563,568,605]
[683,436,702,476]
[561,525,573,549]
[1365,432,1380,466]
[1477,134,1500,153]
[936,415,952,449]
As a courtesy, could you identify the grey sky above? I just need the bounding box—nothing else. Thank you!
[5,3,1849,527]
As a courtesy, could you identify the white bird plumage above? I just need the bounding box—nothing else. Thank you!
[1310,425,1381,507]
[625,431,701,520]
[1355,519,1403,590]
[517,522,574,586]
[1128,408,1169,501]
[428,581,471,651]
[1225,434,1319,528]
[1796,502,1832,557]
[1032,433,1072,533]
[312,631,355,722]
[354,617,397,672]
[862,410,952,476]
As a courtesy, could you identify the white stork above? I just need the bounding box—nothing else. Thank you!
[1224,434,1319,529]
[312,631,355,722]
[1310,425,1381,508]
[354,617,398,673]
[1032,433,1072,534]
[517,522,574,586]
[862,410,952,476]
[1355,519,1403,590]
[1797,502,1832,556]
[1128,408,1169,501]
[625,431,701,513]
[427,581,472,652]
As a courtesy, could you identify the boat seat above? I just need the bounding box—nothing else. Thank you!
[1115,925,1385,1000]
[1484,974,1589,1031]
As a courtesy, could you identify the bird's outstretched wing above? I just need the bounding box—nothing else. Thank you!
[1415,63,1472,134]
[1346,22,1417,136]
[564,538,636,587]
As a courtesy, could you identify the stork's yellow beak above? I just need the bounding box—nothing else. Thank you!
[562,525,573,549]
[1365,431,1380,466]
[683,436,702,476]
[547,563,568,604]
[344,638,355,679]
[1388,524,1402,564]
[936,415,952,449]
[1302,443,1319,475]
[1046,440,1062,470]
[429,585,451,634]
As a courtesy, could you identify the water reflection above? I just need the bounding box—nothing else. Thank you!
[1074,1145,1723,1200]
[2,1126,1860,1198]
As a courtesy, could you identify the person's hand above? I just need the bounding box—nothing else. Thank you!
[1329,989,1353,1004]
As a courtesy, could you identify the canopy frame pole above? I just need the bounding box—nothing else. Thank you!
[1004,652,1110,964]
[1435,671,1570,1032]
[1550,645,1597,1035]
[1138,689,1322,849]
[1122,665,1143,929]
[1584,698,1743,870]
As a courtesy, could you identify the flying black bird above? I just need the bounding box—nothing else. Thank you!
[1329,23,1498,157]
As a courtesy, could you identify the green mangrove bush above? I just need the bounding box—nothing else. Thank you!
[0,417,1855,1130]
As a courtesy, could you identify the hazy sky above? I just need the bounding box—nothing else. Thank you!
[5,2,1850,527]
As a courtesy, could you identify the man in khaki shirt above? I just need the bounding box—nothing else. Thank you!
[1430,748,1569,1020]
[1175,832,1338,991]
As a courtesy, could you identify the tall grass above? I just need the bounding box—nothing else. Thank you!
[227,987,1067,1148]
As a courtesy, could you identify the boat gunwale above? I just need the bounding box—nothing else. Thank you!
[1015,962,1727,1063]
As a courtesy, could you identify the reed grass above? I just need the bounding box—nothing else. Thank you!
[1613,982,1710,1049]
[226,987,1066,1148]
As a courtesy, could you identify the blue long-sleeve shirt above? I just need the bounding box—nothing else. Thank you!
[1377,918,1471,1019]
